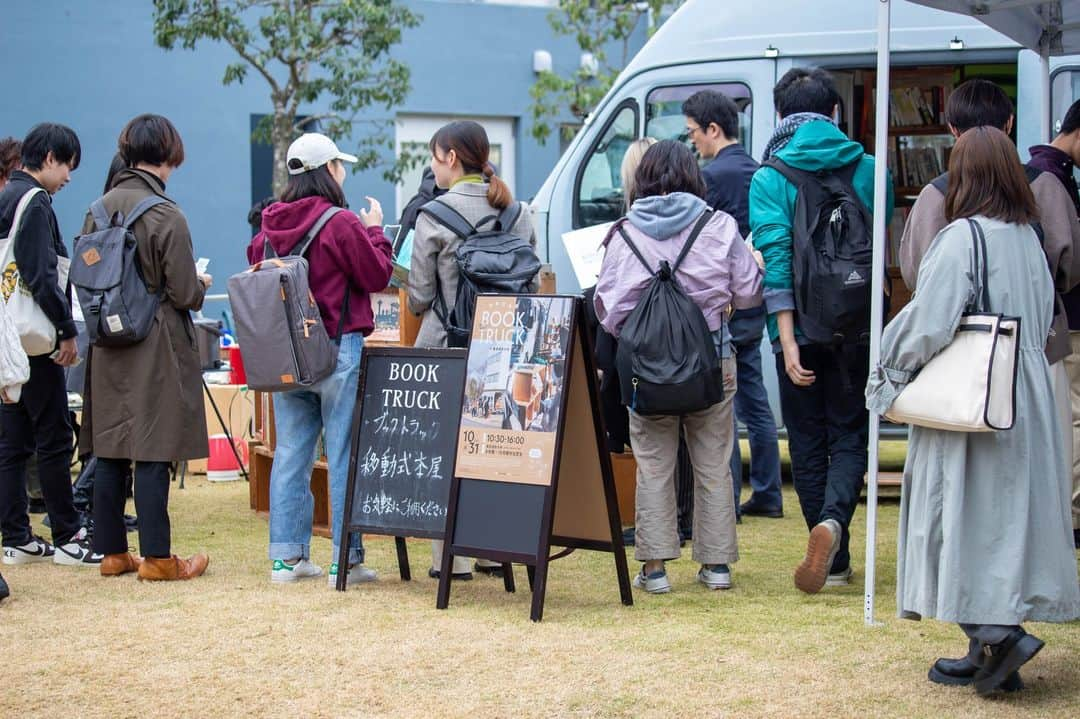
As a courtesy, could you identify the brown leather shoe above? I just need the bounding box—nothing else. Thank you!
[100,552,143,577]
[137,554,210,581]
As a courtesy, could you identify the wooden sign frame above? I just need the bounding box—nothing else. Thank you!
[436,295,633,620]
[337,346,513,591]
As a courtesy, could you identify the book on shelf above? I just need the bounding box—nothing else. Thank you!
[873,85,949,128]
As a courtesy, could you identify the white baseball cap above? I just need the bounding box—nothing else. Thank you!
[286,133,358,175]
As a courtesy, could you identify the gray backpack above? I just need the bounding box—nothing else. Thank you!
[70,195,169,347]
[227,207,344,392]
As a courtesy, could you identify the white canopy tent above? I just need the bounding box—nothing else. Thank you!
[864,0,1080,625]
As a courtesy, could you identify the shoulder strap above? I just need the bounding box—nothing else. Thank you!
[931,172,949,195]
[762,157,811,187]
[966,218,991,312]
[673,210,714,273]
[615,222,653,274]
[121,195,171,230]
[291,206,344,258]
[89,199,112,231]
[495,201,523,232]
[419,199,475,240]
[1023,164,1043,184]
[8,188,46,240]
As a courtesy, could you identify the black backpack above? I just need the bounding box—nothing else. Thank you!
[70,195,170,347]
[763,157,874,346]
[419,200,541,347]
[614,211,724,416]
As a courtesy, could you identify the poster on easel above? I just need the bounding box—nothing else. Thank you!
[436,294,633,621]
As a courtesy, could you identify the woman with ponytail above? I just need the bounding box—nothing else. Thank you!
[408,120,537,580]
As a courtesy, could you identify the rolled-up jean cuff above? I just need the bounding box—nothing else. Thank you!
[269,542,310,562]
[333,543,364,566]
[764,287,795,314]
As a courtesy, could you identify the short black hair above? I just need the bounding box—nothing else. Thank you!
[944,80,1012,133]
[1061,97,1080,135]
[280,163,346,207]
[773,68,839,119]
[20,123,81,171]
[632,139,707,204]
[119,114,185,167]
[681,90,740,139]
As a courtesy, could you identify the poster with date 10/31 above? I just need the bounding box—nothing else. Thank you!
[455,295,575,487]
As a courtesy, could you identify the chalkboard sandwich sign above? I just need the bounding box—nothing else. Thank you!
[337,346,513,589]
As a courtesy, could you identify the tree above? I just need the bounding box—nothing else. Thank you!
[528,1,668,145]
[153,0,419,195]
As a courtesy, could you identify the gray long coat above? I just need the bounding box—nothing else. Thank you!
[407,182,537,349]
[867,216,1080,625]
[79,169,209,461]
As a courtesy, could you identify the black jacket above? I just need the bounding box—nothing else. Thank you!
[702,143,766,335]
[701,143,758,238]
[0,170,76,343]
[397,167,446,237]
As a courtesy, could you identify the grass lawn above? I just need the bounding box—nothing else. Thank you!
[1,476,1076,718]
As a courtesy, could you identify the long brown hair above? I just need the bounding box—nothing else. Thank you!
[429,121,512,209]
[944,126,1038,224]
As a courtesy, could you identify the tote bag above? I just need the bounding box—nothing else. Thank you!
[884,219,1020,432]
[0,188,69,356]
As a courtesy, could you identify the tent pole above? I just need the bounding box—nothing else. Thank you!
[1041,46,1052,143]
[865,0,891,628]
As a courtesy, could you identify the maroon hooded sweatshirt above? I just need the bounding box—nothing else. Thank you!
[247,196,393,338]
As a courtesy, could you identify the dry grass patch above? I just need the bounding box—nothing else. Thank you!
[0,477,1076,718]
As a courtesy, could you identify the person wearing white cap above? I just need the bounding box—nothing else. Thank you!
[247,132,394,587]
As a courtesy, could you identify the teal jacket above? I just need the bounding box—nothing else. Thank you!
[749,120,893,346]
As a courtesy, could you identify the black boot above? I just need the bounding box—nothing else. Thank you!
[0,570,9,602]
[929,656,1023,692]
[973,629,1044,696]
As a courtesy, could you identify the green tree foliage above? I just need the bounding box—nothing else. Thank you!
[153,0,419,194]
[528,1,668,145]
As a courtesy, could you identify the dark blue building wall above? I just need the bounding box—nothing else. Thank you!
[0,1,647,313]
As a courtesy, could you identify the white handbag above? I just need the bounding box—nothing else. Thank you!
[0,187,70,357]
[884,219,1019,432]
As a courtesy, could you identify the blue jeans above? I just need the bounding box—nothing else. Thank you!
[268,333,364,565]
[728,317,783,511]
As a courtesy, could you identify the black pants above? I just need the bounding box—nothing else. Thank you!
[93,458,171,558]
[0,355,80,547]
[776,343,869,573]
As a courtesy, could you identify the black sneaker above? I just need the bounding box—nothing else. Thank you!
[0,570,9,602]
[427,567,472,581]
[53,528,103,567]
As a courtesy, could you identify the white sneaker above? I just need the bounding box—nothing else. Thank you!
[825,566,853,587]
[271,558,323,583]
[2,535,54,565]
[327,562,377,588]
[53,528,103,567]
[697,564,732,590]
[631,565,671,594]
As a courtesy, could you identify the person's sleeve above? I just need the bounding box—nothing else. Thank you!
[866,222,973,414]
[156,209,206,312]
[1032,174,1080,294]
[330,213,393,293]
[407,212,442,315]
[12,201,75,340]
[748,168,794,317]
[898,185,946,291]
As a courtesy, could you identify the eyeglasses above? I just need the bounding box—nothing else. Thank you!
[685,125,703,137]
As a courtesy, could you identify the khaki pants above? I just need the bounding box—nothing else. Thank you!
[1062,336,1080,530]
[629,358,738,565]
